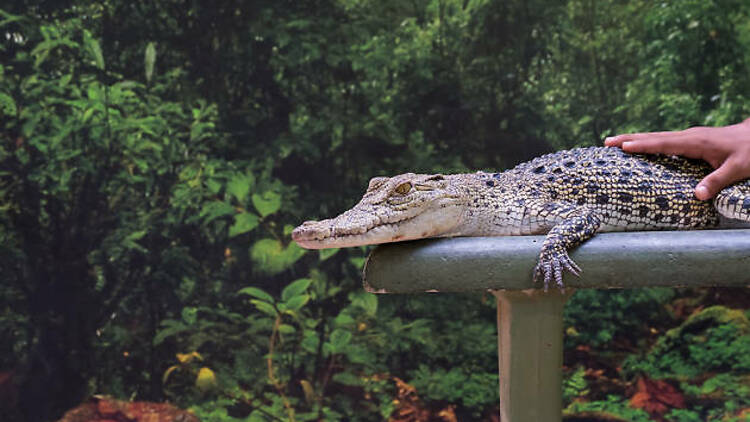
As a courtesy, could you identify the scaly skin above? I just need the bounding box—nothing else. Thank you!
[292,147,750,290]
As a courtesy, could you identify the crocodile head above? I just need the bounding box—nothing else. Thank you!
[292,173,466,249]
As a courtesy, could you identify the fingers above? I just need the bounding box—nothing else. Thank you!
[604,130,695,147]
[695,159,742,201]
[604,128,708,158]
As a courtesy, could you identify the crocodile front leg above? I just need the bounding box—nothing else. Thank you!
[534,206,601,291]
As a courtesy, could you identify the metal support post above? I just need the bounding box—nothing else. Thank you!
[493,290,569,422]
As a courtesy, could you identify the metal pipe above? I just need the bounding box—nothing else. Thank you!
[363,229,750,293]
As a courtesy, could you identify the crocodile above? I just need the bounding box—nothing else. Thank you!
[292,146,750,290]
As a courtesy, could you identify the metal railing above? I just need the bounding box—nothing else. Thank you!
[363,229,750,422]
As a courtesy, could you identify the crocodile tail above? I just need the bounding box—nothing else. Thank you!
[715,181,750,222]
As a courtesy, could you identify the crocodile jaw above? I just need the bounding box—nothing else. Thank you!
[292,206,463,249]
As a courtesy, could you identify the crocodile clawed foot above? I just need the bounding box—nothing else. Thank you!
[533,250,581,292]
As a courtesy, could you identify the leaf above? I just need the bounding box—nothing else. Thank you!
[162,365,180,384]
[237,287,274,303]
[0,10,23,28]
[0,92,17,116]
[278,324,296,334]
[282,278,313,302]
[181,307,198,325]
[319,248,339,261]
[82,107,96,123]
[123,230,147,252]
[206,178,222,194]
[176,351,202,363]
[195,367,217,392]
[349,257,366,268]
[83,29,104,70]
[199,201,235,223]
[330,329,352,352]
[250,238,306,275]
[285,294,310,311]
[190,121,214,141]
[301,334,319,353]
[145,42,156,83]
[226,172,255,202]
[87,83,103,101]
[229,212,259,237]
[334,313,355,327]
[332,372,362,386]
[300,380,316,404]
[252,191,281,217]
[250,299,277,317]
[359,293,378,317]
[630,377,686,418]
[153,320,189,345]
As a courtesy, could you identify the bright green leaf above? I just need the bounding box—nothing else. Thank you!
[123,230,147,252]
[278,324,296,334]
[145,42,156,83]
[227,172,255,202]
[285,294,310,311]
[349,257,366,268]
[199,201,235,223]
[250,238,306,275]
[0,92,17,116]
[87,83,102,101]
[319,248,339,261]
[181,307,198,325]
[334,313,355,327]
[330,329,352,351]
[229,213,259,237]
[237,287,274,303]
[282,278,312,302]
[359,293,378,317]
[206,179,222,194]
[252,191,281,217]
[250,299,277,317]
[83,29,104,70]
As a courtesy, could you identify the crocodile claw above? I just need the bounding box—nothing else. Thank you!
[533,250,581,292]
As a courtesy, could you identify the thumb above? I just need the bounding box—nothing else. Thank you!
[696,161,736,201]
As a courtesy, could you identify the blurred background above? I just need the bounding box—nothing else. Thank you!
[1,1,749,421]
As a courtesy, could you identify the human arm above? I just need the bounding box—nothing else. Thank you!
[604,118,750,201]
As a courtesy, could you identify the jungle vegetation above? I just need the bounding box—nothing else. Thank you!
[1,0,750,421]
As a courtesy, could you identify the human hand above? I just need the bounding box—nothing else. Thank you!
[604,118,750,201]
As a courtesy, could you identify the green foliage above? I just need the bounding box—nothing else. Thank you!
[249,238,306,275]
[1,0,750,420]
[624,306,750,379]
[562,366,589,405]
[564,288,675,348]
[564,395,653,422]
[630,0,749,128]
[410,366,498,414]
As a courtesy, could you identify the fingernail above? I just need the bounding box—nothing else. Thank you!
[695,185,709,200]
[622,141,632,150]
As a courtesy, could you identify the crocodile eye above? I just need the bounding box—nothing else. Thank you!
[394,182,412,195]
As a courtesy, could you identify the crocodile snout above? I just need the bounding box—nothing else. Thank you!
[291,220,330,243]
